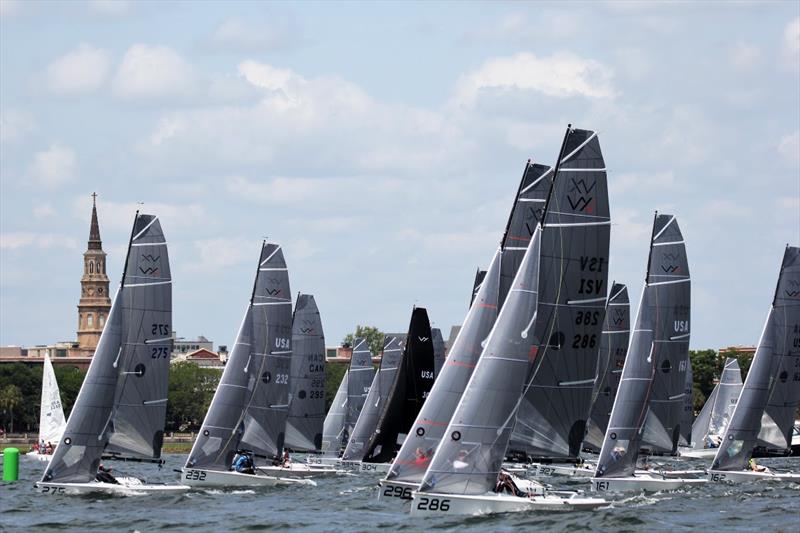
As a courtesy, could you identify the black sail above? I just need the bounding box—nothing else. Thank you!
[341,336,404,461]
[595,214,690,478]
[362,308,436,463]
[510,128,611,460]
[712,246,800,471]
[499,161,554,308]
[285,294,326,452]
[186,242,292,471]
[470,268,487,308]
[43,213,171,483]
[583,283,630,453]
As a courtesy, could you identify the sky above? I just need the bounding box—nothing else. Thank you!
[1,0,798,352]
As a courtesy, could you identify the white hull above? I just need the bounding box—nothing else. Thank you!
[24,451,53,463]
[410,491,607,516]
[338,460,392,474]
[531,462,596,477]
[36,479,189,495]
[378,479,417,501]
[707,469,800,483]
[678,448,717,459]
[256,463,342,478]
[306,456,340,466]
[181,468,317,487]
[591,475,707,492]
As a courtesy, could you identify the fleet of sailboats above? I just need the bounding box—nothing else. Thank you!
[24,125,798,513]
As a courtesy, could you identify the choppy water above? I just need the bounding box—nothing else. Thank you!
[1,454,798,532]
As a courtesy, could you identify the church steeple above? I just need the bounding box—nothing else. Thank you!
[88,192,101,250]
[77,193,111,354]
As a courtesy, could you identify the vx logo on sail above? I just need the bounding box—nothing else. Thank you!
[418,336,429,342]
[567,179,596,213]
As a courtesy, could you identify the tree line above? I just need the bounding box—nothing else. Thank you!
[0,349,757,434]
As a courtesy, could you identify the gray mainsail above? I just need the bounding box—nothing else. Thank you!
[341,336,404,461]
[470,268,487,307]
[691,358,742,449]
[186,242,292,471]
[510,127,611,460]
[346,338,375,442]
[385,247,501,485]
[711,246,800,471]
[321,371,349,455]
[285,293,326,452]
[499,161,553,308]
[432,328,446,376]
[584,283,630,453]
[639,215,692,455]
[419,226,541,495]
[43,213,171,483]
[595,214,690,479]
[362,308,436,463]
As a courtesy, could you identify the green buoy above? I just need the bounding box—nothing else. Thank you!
[3,447,20,482]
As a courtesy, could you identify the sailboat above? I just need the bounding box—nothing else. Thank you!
[339,336,404,471]
[680,358,742,458]
[182,242,313,488]
[27,355,67,462]
[591,214,706,493]
[284,293,326,453]
[432,328,446,377]
[707,246,800,483]
[37,212,188,495]
[679,358,694,447]
[380,159,552,501]
[343,308,436,474]
[313,338,375,464]
[510,128,611,468]
[410,127,609,516]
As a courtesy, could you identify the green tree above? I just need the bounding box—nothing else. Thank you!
[722,350,755,381]
[0,384,24,432]
[342,325,385,356]
[53,365,87,418]
[689,349,722,401]
[165,362,221,432]
[0,363,40,431]
[325,362,347,412]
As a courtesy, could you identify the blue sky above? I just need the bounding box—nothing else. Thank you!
[1,1,798,351]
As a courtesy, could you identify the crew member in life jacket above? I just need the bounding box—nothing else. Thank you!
[231,451,255,474]
[96,463,119,484]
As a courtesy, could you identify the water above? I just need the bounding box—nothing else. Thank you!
[2,454,798,532]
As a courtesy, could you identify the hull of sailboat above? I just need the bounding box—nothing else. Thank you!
[306,455,341,466]
[378,479,417,501]
[678,448,718,459]
[410,491,607,516]
[24,451,54,463]
[530,462,596,477]
[590,475,707,492]
[36,479,190,495]
[256,463,342,478]
[181,468,317,487]
[707,469,800,483]
[338,460,392,474]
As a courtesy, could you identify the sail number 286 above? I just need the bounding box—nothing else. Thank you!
[416,497,450,512]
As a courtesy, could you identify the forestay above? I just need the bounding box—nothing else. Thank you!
[186,242,292,471]
[385,248,501,486]
[584,283,630,453]
[362,308,436,463]
[285,294,326,452]
[511,128,611,460]
[418,227,542,495]
[43,213,171,483]
[711,246,800,471]
[341,336,404,461]
[595,214,689,478]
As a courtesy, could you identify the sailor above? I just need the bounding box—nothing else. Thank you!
[748,458,769,473]
[452,449,469,469]
[232,451,255,474]
[281,451,292,468]
[494,471,527,497]
[96,464,119,484]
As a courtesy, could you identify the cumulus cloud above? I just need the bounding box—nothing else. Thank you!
[112,44,194,100]
[0,232,78,250]
[209,17,300,51]
[190,237,254,272]
[0,109,36,143]
[27,143,76,188]
[44,43,111,94]
[452,52,615,108]
[778,130,800,165]
[783,17,800,69]
[729,41,760,70]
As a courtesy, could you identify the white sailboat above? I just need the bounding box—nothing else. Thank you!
[707,246,800,483]
[27,355,67,463]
